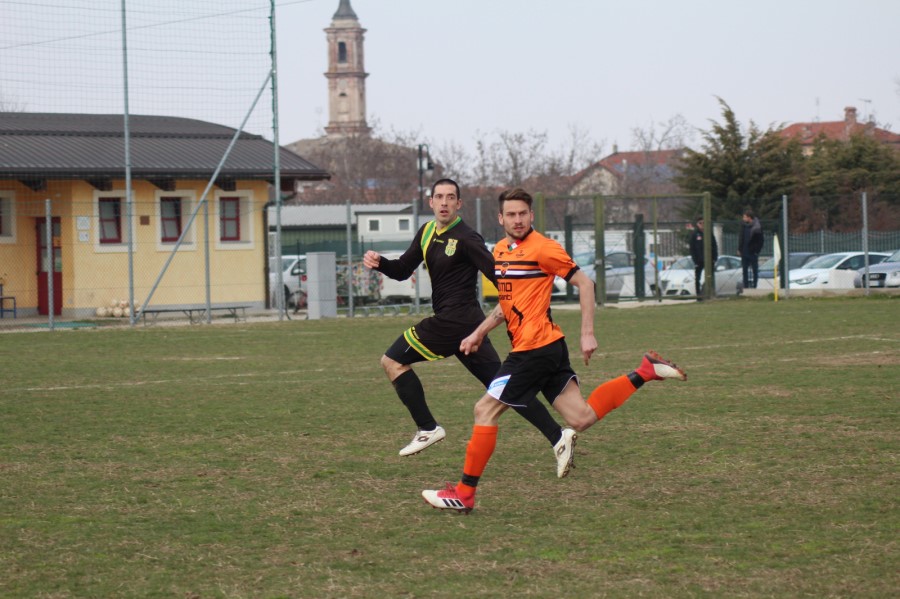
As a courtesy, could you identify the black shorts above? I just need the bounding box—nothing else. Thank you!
[384,313,501,388]
[487,338,578,408]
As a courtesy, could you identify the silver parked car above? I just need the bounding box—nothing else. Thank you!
[557,251,658,300]
[854,248,900,288]
[659,255,744,296]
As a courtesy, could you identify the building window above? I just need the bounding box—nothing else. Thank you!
[99,198,122,244]
[219,197,241,241]
[398,218,410,232]
[0,192,14,241]
[367,219,380,232]
[214,191,254,250]
[160,197,182,242]
[156,192,194,249]
[338,41,347,63]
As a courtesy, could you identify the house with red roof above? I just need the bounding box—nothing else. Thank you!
[780,106,900,155]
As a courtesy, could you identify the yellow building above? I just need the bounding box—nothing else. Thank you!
[0,113,328,318]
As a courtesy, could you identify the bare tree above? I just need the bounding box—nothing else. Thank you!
[0,91,25,112]
[631,114,692,152]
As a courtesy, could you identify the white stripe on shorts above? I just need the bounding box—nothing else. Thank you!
[487,374,510,400]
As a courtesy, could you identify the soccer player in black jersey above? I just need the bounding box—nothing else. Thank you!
[363,179,576,476]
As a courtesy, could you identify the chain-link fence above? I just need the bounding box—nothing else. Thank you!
[0,1,293,330]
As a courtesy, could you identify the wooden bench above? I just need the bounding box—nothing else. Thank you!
[0,284,16,319]
[139,305,250,325]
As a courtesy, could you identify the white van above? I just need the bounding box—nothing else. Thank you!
[269,255,306,308]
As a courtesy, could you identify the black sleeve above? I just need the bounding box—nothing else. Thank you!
[464,231,498,287]
[375,227,424,281]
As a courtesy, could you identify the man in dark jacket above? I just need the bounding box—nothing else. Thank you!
[689,217,718,300]
[738,209,764,289]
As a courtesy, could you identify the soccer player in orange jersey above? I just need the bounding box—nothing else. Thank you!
[422,187,687,513]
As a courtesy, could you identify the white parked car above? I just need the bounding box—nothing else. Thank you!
[854,248,900,288]
[789,252,890,290]
[659,255,744,296]
[269,254,306,308]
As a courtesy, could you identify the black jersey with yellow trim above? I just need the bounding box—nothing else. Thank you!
[376,217,496,316]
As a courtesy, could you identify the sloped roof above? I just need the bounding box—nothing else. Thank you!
[269,203,410,227]
[0,113,330,182]
[780,106,900,146]
[597,149,683,174]
[569,149,685,191]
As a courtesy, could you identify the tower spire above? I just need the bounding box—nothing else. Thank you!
[324,0,370,137]
[333,0,357,20]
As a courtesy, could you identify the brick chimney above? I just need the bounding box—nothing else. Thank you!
[843,106,858,138]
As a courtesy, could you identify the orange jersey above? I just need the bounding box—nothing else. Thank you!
[493,230,579,352]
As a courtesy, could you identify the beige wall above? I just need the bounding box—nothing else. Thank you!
[0,178,269,317]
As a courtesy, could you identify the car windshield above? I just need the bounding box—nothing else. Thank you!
[887,249,900,263]
[670,256,694,270]
[573,252,595,268]
[282,257,296,271]
[759,257,775,270]
[803,254,847,269]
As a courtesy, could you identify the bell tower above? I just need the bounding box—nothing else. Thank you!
[324,0,371,137]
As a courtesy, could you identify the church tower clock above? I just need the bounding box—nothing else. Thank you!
[324,0,371,137]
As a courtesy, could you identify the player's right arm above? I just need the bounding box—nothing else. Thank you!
[570,269,598,365]
[362,250,381,269]
[460,304,506,355]
[368,227,425,281]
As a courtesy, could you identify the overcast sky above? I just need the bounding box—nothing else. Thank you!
[277,0,900,154]
[2,0,898,160]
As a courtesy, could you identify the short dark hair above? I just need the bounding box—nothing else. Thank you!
[743,208,755,218]
[498,187,533,210]
[431,178,460,199]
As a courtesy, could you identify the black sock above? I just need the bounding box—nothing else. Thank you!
[512,402,562,446]
[627,371,645,389]
[392,370,437,431]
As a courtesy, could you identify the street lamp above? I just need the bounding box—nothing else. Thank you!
[414,143,434,311]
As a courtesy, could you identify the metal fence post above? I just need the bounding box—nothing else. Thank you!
[862,191,870,297]
[702,192,712,300]
[346,199,355,317]
[534,193,545,234]
[782,194,790,297]
[594,194,606,306]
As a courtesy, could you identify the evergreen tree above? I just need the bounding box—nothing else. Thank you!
[804,133,900,230]
[675,98,802,221]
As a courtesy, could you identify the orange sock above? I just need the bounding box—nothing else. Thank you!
[456,425,498,498]
[586,375,638,421]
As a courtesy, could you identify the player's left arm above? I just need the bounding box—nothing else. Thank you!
[464,232,499,287]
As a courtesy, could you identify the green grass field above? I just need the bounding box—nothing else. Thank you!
[1,297,898,598]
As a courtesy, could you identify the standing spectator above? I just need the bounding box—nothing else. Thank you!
[738,209,764,289]
[689,217,718,300]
